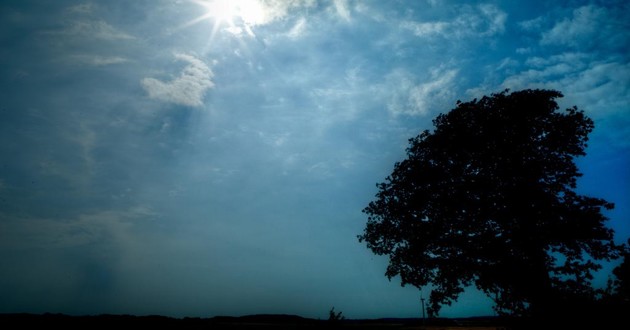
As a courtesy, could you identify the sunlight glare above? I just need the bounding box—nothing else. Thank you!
[195,0,266,27]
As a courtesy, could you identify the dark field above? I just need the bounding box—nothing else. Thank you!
[5,313,622,329]
[0,313,514,329]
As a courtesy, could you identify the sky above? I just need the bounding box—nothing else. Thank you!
[0,0,628,320]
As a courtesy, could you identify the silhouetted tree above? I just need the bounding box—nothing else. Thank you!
[328,307,344,323]
[611,239,630,301]
[359,89,622,317]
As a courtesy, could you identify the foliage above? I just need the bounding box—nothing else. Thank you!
[610,239,630,301]
[359,89,623,317]
[328,307,344,322]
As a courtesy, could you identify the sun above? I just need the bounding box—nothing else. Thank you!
[192,0,265,27]
[207,0,238,25]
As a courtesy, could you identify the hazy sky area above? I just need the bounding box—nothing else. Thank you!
[0,0,628,319]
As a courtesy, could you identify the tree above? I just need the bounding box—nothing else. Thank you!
[358,89,622,317]
[328,307,344,322]
[611,239,630,301]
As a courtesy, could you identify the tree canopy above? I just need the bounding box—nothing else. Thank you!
[359,89,622,317]
[611,239,630,301]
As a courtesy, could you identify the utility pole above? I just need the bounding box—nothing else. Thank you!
[420,296,426,325]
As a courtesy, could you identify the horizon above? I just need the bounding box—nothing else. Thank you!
[0,0,628,320]
[1,311,498,319]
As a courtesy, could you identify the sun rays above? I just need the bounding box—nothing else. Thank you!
[187,0,265,28]
[177,0,266,51]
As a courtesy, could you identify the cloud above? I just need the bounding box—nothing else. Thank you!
[524,52,589,69]
[67,3,96,15]
[540,4,630,52]
[499,54,630,119]
[386,67,458,116]
[476,4,507,35]
[50,19,135,40]
[247,0,316,25]
[287,17,307,39]
[541,5,604,47]
[333,0,351,21]
[400,21,448,37]
[141,53,214,107]
[72,55,130,66]
[518,16,545,32]
[401,4,506,39]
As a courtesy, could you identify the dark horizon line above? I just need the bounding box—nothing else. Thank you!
[0,312,499,320]
[3,312,622,328]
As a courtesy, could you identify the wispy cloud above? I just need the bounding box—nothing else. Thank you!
[541,5,604,47]
[49,19,135,40]
[287,17,307,39]
[66,3,96,15]
[141,53,214,107]
[386,67,458,116]
[539,4,630,53]
[476,4,507,36]
[72,55,130,66]
[247,0,316,26]
[333,0,351,21]
[400,21,448,37]
[518,16,545,32]
[500,54,629,117]
[401,4,506,39]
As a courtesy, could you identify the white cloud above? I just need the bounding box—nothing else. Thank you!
[497,57,519,70]
[492,54,630,149]
[141,53,214,107]
[518,16,545,32]
[287,17,307,39]
[408,69,458,115]
[333,0,351,21]
[524,52,589,69]
[67,3,96,15]
[72,55,130,66]
[250,0,316,25]
[541,5,604,47]
[400,21,448,37]
[401,4,506,39]
[500,55,630,118]
[476,4,507,36]
[386,67,458,116]
[354,2,385,22]
[51,20,135,40]
[224,26,244,36]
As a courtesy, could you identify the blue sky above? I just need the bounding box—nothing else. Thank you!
[0,0,628,319]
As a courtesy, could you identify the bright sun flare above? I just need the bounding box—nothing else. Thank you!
[195,0,265,27]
